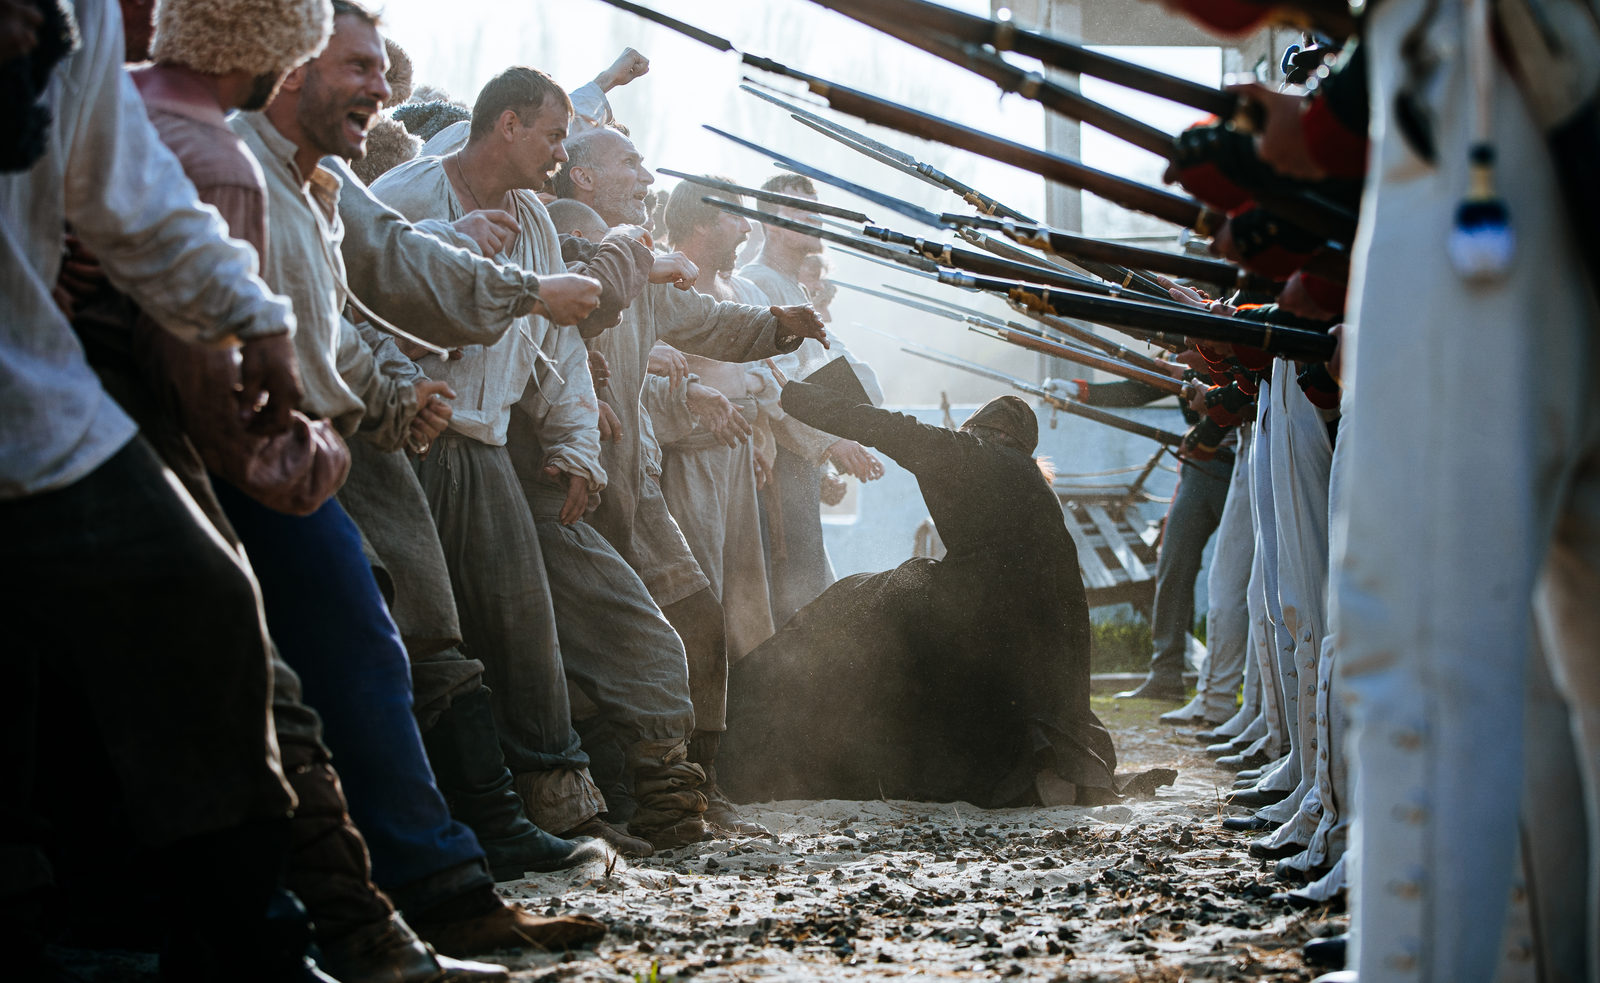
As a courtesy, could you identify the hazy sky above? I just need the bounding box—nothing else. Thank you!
[378,0,1221,405]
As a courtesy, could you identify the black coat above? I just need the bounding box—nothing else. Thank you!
[720,383,1119,807]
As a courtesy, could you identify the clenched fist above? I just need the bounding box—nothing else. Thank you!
[452,209,518,256]
[534,273,602,325]
[650,251,698,290]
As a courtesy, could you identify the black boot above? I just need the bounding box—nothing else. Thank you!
[422,688,613,881]
[157,820,336,983]
[687,732,767,838]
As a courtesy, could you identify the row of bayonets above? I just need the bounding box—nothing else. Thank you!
[594,0,1338,447]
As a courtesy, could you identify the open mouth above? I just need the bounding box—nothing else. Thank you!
[344,109,374,143]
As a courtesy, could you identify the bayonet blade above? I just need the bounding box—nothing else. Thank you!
[703,125,945,230]
[656,168,872,224]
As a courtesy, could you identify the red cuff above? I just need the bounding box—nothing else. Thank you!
[1302,96,1369,180]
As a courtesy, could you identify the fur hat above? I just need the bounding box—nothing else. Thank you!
[392,99,470,141]
[383,36,413,105]
[151,0,333,77]
[961,395,1039,454]
[350,115,419,185]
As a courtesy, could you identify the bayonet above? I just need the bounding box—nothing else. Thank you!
[899,348,1184,446]
[704,125,945,229]
[951,226,1174,302]
[740,82,1032,221]
[965,324,1186,395]
[655,169,872,223]
[853,280,1180,377]
[703,198,941,275]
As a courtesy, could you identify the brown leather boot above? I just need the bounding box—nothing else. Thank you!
[626,738,711,850]
[559,815,653,859]
[407,886,605,958]
[688,731,768,838]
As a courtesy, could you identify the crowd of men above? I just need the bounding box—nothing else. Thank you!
[2,0,1596,981]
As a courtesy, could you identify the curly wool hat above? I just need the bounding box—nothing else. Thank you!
[150,0,333,77]
[350,115,419,185]
[392,99,470,141]
[384,36,413,105]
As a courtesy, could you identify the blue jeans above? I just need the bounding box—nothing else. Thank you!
[1148,456,1233,682]
[213,482,488,908]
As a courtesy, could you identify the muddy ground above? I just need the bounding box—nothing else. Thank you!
[55,697,1344,981]
[489,696,1346,983]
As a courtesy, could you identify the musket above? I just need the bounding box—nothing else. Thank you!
[705,194,1143,302]
[706,200,948,279]
[738,78,1219,233]
[1004,299,1183,357]
[944,213,1240,289]
[595,0,1343,248]
[739,89,1177,298]
[804,0,1242,120]
[800,11,1356,240]
[951,226,1174,301]
[898,347,1185,446]
[707,125,1186,302]
[740,81,1031,221]
[655,169,871,223]
[966,324,1186,396]
[836,279,1179,380]
[854,222,1162,299]
[937,270,1336,362]
[851,276,1190,392]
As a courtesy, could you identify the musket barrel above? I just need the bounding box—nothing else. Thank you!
[807,0,1238,117]
[809,82,1209,230]
[942,271,1336,362]
[947,218,1238,288]
[975,327,1186,395]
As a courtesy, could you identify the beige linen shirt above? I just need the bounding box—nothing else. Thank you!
[371,156,604,486]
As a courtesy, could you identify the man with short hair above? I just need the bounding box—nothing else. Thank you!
[555,128,830,837]
[740,173,884,625]
[375,65,716,853]
[232,4,603,956]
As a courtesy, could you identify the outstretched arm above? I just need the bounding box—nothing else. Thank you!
[780,381,968,477]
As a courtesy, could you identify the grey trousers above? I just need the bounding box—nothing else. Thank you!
[1148,455,1233,682]
[414,435,589,778]
[522,480,696,744]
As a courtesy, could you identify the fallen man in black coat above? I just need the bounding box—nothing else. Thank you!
[720,377,1176,808]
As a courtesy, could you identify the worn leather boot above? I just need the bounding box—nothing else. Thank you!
[687,731,767,837]
[407,885,604,958]
[317,911,510,982]
[422,688,614,880]
[559,815,653,858]
[626,738,711,849]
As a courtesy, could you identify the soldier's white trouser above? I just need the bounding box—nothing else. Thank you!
[1258,362,1333,820]
[1335,0,1600,979]
[1247,381,1293,767]
[1197,424,1256,721]
[1273,429,1350,864]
